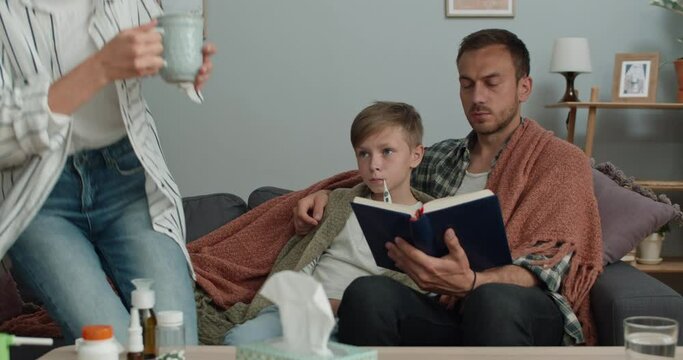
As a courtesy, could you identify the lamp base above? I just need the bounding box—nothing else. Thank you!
[559,72,580,102]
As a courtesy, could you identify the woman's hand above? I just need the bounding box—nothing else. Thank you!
[95,20,164,82]
[194,43,216,90]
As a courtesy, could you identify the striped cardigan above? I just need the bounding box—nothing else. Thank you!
[0,0,193,276]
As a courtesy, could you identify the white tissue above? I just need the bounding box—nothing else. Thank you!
[177,82,204,104]
[259,271,335,358]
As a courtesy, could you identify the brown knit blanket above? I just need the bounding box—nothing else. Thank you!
[488,119,603,345]
[0,306,60,338]
[188,170,361,309]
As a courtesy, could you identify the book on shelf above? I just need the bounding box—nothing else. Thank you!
[351,189,512,272]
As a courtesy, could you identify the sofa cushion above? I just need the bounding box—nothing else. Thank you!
[183,193,247,242]
[592,163,681,265]
[248,186,292,210]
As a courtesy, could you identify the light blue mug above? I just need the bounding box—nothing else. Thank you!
[157,13,203,83]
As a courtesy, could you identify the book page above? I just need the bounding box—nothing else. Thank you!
[423,189,493,213]
[351,197,418,216]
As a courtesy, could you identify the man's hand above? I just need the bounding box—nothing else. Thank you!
[387,228,475,299]
[194,43,216,90]
[95,20,165,82]
[292,190,331,235]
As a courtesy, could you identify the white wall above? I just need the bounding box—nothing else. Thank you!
[144,0,683,254]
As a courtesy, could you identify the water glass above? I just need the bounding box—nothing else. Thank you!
[624,316,678,359]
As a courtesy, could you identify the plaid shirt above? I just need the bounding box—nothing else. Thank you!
[410,122,584,345]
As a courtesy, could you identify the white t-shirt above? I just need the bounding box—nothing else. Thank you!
[454,170,489,196]
[308,201,422,300]
[35,0,127,153]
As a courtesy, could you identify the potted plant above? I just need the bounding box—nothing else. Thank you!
[636,223,670,264]
[650,0,683,101]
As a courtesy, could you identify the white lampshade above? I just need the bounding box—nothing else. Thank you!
[550,37,592,73]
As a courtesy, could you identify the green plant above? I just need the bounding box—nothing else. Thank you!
[656,222,671,236]
[651,0,683,44]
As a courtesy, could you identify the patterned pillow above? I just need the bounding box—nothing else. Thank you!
[592,162,682,265]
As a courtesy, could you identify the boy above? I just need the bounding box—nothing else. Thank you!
[223,101,430,345]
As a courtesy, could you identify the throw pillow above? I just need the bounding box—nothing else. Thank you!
[593,162,682,265]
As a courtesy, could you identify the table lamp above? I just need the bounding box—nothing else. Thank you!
[550,37,592,102]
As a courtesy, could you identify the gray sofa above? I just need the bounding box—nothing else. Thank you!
[240,187,683,346]
[4,186,683,358]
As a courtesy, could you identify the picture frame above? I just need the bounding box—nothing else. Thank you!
[445,0,515,18]
[611,52,660,103]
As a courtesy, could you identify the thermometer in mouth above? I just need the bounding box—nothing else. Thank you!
[383,179,392,204]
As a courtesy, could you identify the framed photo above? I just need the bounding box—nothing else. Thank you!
[611,52,660,103]
[446,0,515,18]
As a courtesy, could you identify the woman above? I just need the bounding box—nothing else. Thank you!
[0,0,215,344]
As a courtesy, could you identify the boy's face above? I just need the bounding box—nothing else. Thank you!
[354,126,423,199]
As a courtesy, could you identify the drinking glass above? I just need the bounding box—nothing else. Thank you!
[624,316,678,359]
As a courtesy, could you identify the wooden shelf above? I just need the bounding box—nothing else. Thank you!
[546,101,683,110]
[634,180,683,191]
[546,87,683,192]
[632,257,683,274]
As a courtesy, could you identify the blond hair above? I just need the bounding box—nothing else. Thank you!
[350,101,423,149]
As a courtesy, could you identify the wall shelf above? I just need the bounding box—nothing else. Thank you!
[632,257,683,274]
[546,87,683,192]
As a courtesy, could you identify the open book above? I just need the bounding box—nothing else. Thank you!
[351,189,512,272]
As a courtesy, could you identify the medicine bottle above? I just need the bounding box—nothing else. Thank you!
[131,278,157,359]
[77,325,118,360]
[155,311,185,360]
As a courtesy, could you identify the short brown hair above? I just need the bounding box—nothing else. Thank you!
[350,101,423,149]
[456,29,530,81]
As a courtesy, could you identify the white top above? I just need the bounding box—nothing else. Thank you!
[310,201,422,299]
[454,170,489,196]
[34,0,126,153]
[0,0,193,277]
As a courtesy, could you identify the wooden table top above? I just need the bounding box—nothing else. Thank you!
[39,345,683,360]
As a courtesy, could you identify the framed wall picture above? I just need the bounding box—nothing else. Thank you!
[611,52,660,103]
[446,0,515,18]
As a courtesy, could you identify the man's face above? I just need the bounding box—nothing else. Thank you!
[457,44,531,136]
[354,126,423,200]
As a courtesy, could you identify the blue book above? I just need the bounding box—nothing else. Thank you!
[350,189,512,272]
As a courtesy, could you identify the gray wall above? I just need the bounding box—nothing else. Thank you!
[145,0,683,255]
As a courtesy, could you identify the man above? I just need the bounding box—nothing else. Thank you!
[294,29,602,346]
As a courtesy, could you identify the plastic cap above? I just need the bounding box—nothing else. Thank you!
[157,311,183,327]
[131,278,155,309]
[82,325,113,340]
[128,308,143,352]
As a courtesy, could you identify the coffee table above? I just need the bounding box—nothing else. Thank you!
[38,345,683,359]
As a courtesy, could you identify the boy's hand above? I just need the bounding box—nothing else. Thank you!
[292,190,331,235]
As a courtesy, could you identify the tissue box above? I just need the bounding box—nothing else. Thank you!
[236,339,377,360]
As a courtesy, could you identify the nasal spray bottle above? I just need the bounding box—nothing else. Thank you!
[131,278,157,359]
[127,309,144,360]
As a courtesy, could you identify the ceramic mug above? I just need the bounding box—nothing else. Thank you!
[157,13,203,83]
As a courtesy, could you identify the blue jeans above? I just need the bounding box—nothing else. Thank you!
[223,305,339,345]
[9,137,198,345]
